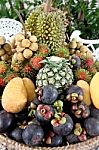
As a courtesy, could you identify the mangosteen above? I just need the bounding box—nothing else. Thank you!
[7,127,23,142]
[90,105,99,120]
[45,131,62,147]
[66,133,79,144]
[71,101,90,119]
[22,123,44,146]
[35,104,54,123]
[14,109,28,123]
[42,85,58,104]
[0,110,14,133]
[51,113,73,136]
[70,55,81,69]
[84,117,99,137]
[66,85,84,103]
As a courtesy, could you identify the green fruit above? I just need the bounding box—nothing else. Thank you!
[25,5,66,54]
[36,56,73,93]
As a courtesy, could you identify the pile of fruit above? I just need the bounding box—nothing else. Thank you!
[0,0,99,148]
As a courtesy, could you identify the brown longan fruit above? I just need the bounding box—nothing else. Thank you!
[21,39,31,48]
[0,36,6,45]
[23,49,33,59]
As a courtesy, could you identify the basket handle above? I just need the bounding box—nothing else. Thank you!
[44,0,52,12]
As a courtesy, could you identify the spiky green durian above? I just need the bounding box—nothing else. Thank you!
[25,0,66,54]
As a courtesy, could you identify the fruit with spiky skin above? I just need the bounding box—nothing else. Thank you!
[74,68,91,83]
[25,1,66,54]
[38,44,49,57]
[30,55,43,70]
[36,56,73,93]
[0,61,7,74]
[5,71,18,84]
[20,63,34,78]
[51,113,73,136]
[0,75,5,87]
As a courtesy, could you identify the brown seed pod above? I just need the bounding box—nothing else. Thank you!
[15,33,25,42]
[21,39,31,48]
[29,35,37,43]
[23,49,33,59]
[0,48,5,56]
[0,36,6,45]
[29,42,38,51]
[17,52,25,62]
[1,54,9,61]
[3,43,11,52]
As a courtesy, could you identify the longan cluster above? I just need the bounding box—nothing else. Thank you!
[0,36,12,61]
[11,33,38,64]
[69,39,93,58]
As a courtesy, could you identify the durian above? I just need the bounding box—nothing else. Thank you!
[25,0,66,54]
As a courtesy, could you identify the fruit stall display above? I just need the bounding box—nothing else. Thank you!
[0,0,99,150]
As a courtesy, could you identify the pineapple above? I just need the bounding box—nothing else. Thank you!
[25,0,66,54]
[36,56,74,93]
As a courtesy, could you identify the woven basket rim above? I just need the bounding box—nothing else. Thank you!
[0,134,99,150]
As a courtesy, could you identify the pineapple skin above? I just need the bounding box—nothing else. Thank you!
[36,58,73,93]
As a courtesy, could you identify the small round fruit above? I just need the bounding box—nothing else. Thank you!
[69,41,77,49]
[29,35,37,43]
[17,52,25,62]
[66,133,79,144]
[90,105,99,120]
[22,39,31,48]
[70,55,81,69]
[15,33,25,42]
[0,49,5,56]
[51,113,73,136]
[35,104,54,123]
[0,110,14,133]
[84,117,99,137]
[0,36,6,45]
[22,123,44,146]
[1,54,9,61]
[3,43,11,52]
[42,85,58,104]
[29,43,38,51]
[23,49,33,59]
[7,127,23,142]
[45,132,62,147]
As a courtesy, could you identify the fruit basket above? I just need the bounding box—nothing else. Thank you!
[0,0,99,150]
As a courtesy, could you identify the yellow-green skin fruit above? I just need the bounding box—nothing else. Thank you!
[90,72,99,109]
[77,80,91,106]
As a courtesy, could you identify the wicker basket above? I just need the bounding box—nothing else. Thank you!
[0,134,99,150]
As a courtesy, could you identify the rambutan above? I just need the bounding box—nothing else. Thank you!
[30,55,43,70]
[74,68,92,83]
[0,61,7,74]
[5,71,18,84]
[0,76,5,87]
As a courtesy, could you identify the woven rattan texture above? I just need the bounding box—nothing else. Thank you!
[0,134,99,150]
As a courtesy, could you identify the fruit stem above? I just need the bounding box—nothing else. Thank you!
[44,0,52,12]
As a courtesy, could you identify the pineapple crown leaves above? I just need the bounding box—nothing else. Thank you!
[41,56,71,70]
